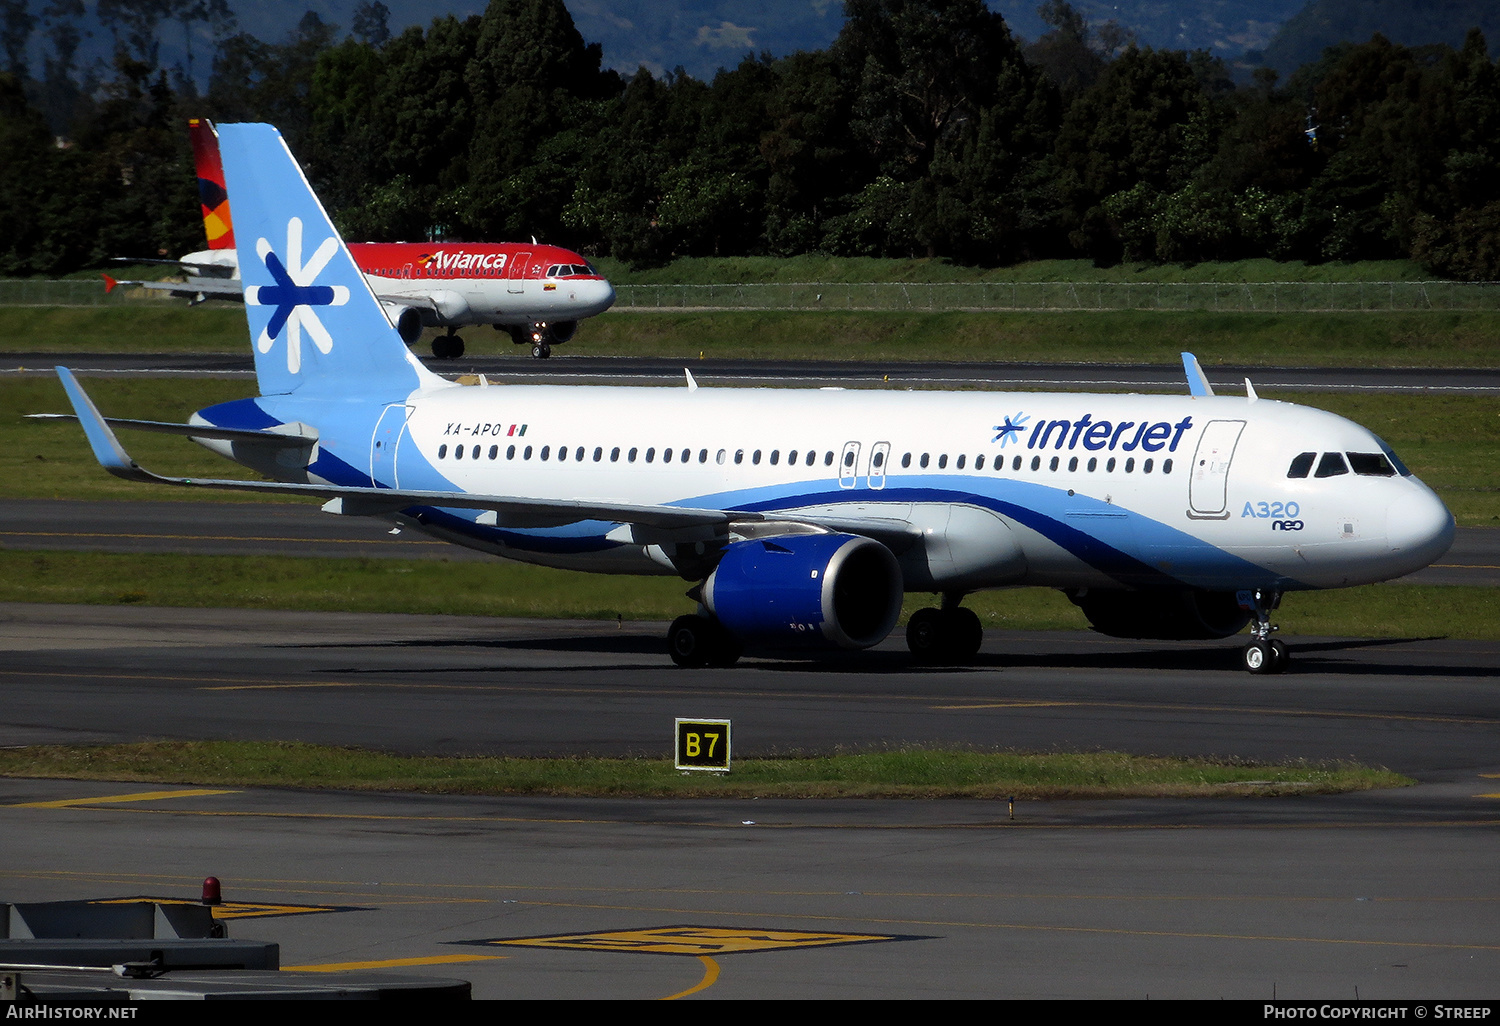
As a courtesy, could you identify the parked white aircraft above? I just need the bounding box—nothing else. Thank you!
[55,124,1455,672]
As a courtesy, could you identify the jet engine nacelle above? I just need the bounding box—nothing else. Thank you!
[1069,588,1251,640]
[380,303,424,344]
[547,319,577,343]
[703,533,903,650]
[427,289,471,322]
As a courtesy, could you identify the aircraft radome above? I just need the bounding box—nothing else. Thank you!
[54,123,1455,674]
[104,119,615,360]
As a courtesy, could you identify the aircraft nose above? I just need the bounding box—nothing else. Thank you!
[594,278,616,311]
[1385,487,1455,566]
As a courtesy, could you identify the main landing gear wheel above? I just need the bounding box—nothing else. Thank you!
[431,333,465,359]
[906,606,983,665]
[667,615,741,668]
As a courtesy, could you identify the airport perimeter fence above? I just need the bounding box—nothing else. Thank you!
[613,280,1500,313]
[7,277,1500,312]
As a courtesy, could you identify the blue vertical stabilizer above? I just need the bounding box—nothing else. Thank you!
[216,123,442,399]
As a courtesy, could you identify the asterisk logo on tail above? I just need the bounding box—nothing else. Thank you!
[245,217,350,373]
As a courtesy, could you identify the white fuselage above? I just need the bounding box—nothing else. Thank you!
[318,382,1453,595]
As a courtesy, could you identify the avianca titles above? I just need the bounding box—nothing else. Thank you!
[108,118,615,360]
[62,123,1454,674]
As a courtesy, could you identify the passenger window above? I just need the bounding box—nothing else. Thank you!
[975,455,985,470]
[472,445,480,460]
[1143,458,1153,473]
[843,451,855,468]
[455,445,464,460]
[1347,452,1396,477]
[1030,456,1040,471]
[716,449,725,464]
[788,450,798,465]
[920,453,930,468]
[1106,457,1115,472]
[524,445,533,460]
[663,448,672,463]
[576,447,585,461]
[824,452,834,466]
[700,449,708,463]
[1314,452,1348,478]
[1049,456,1059,471]
[1125,457,1134,472]
[938,455,948,469]
[1013,456,1022,471]
[770,450,780,465]
[1068,456,1078,472]
[872,451,885,468]
[646,447,655,463]
[628,447,637,462]
[902,453,912,468]
[489,445,498,460]
[594,447,603,462]
[955,454,965,469]
[1163,459,1173,474]
[438,444,448,459]
[610,447,620,462]
[557,446,567,461]
[507,445,516,460]
[1287,452,1316,478]
[735,450,744,464]
[1087,457,1097,472]
[753,450,762,465]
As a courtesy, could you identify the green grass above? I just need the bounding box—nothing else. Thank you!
[0,741,1411,799]
[594,256,1435,285]
[4,304,1500,367]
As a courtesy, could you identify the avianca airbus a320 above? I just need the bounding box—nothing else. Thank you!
[107,119,615,360]
[60,123,1455,673]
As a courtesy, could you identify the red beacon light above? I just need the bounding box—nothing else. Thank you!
[201,876,222,906]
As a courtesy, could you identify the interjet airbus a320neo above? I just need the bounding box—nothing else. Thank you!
[55,124,1455,673]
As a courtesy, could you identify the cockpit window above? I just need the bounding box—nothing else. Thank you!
[1286,452,1316,478]
[1314,452,1349,478]
[1374,436,1412,476]
[1347,452,1397,477]
[545,264,561,277]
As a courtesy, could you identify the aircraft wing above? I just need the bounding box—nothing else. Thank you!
[104,273,244,304]
[54,367,923,540]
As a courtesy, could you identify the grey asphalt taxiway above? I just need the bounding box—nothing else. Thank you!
[2,603,1498,999]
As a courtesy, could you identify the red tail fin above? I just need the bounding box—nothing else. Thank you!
[188,118,235,250]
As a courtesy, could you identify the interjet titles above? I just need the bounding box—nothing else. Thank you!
[1026,414,1193,453]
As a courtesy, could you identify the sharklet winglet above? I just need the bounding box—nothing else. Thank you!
[1181,352,1215,397]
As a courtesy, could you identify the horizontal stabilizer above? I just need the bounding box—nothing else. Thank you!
[28,410,316,446]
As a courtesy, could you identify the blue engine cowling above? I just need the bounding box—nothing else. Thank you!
[702,533,903,649]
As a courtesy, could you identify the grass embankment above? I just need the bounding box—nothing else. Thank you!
[1,551,1496,639]
[3,303,1499,367]
[0,741,1410,799]
[6,378,1496,525]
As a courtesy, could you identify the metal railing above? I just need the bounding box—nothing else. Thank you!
[7,278,1500,312]
[611,280,1500,312]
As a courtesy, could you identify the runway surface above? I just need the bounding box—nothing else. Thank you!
[1,603,1497,998]
[3,498,1495,585]
[6,351,1500,393]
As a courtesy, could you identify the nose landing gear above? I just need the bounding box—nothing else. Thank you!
[1238,588,1288,674]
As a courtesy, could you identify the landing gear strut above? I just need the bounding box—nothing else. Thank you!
[667,614,742,668]
[906,595,983,665]
[1238,588,1288,674]
[431,330,465,359]
[510,323,553,358]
